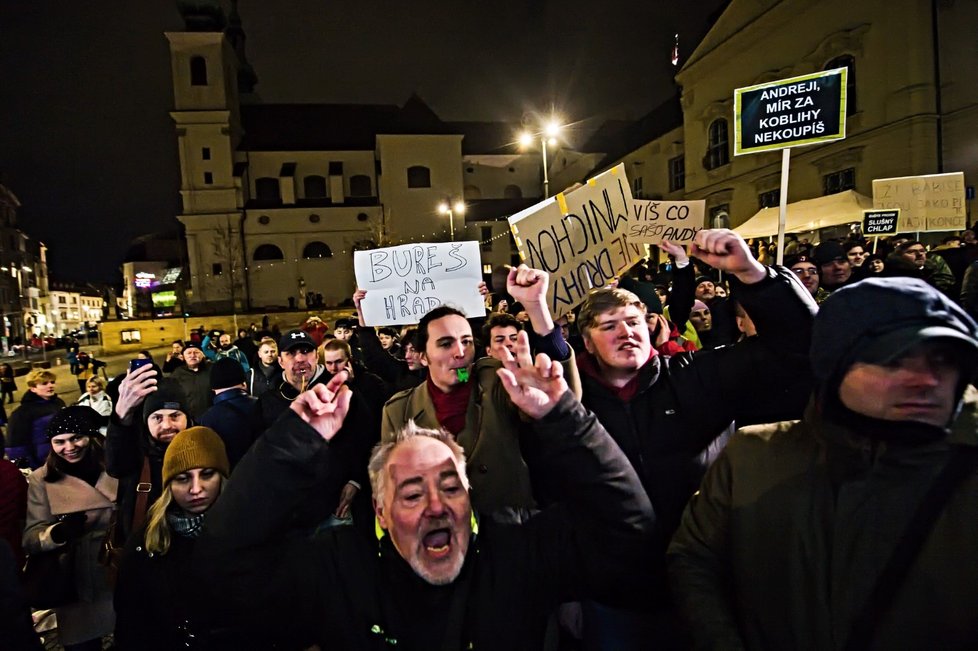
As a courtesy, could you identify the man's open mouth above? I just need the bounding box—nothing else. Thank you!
[422,528,452,556]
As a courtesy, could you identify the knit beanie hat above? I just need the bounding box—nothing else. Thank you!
[162,426,230,484]
[143,380,189,424]
[47,406,100,439]
[210,358,246,390]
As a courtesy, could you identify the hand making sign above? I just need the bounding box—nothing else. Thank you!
[508,164,644,319]
[734,67,848,156]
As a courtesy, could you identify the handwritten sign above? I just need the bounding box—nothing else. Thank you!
[862,209,899,235]
[354,241,486,326]
[508,164,644,319]
[628,199,706,245]
[735,67,847,155]
[872,172,966,232]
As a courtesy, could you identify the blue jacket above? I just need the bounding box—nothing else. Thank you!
[201,335,251,373]
[200,390,261,469]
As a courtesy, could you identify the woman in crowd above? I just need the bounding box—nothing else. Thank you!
[75,376,113,432]
[114,426,237,650]
[7,369,66,468]
[22,407,117,651]
[0,362,17,404]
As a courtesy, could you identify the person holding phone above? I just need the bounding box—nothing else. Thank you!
[23,407,117,651]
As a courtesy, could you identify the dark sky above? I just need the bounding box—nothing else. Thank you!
[0,1,726,285]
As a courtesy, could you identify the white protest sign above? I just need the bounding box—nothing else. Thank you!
[628,199,706,245]
[872,172,966,233]
[508,164,644,319]
[354,241,486,326]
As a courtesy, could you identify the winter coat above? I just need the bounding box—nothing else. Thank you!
[246,361,281,397]
[105,416,167,543]
[195,394,654,650]
[23,465,118,646]
[201,335,251,372]
[382,350,581,518]
[0,459,27,567]
[114,521,247,650]
[668,389,978,650]
[7,392,66,468]
[200,390,261,470]
[170,363,212,420]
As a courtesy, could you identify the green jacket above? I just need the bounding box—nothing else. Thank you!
[668,387,978,650]
[382,352,580,517]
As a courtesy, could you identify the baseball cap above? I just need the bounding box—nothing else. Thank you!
[279,329,315,353]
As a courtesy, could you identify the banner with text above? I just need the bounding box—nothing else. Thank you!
[628,199,706,245]
[508,164,644,319]
[862,209,899,235]
[354,241,486,326]
[735,67,847,155]
[872,172,966,233]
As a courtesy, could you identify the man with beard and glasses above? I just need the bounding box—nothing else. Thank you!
[195,333,654,650]
[669,277,978,649]
[106,364,193,541]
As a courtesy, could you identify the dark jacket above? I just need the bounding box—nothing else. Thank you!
[199,390,261,470]
[195,393,654,650]
[246,361,281,398]
[114,522,247,650]
[7,392,65,468]
[358,327,420,390]
[668,389,978,650]
[105,415,167,542]
[170,363,212,420]
[578,266,816,603]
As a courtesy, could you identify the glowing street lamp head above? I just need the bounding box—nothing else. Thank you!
[453,201,466,214]
[437,202,450,214]
[544,120,561,138]
[518,131,534,148]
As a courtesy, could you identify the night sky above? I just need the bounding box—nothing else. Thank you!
[0,1,726,285]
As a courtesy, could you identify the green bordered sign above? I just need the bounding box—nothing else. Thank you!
[734,67,847,155]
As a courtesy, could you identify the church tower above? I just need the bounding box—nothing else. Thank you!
[166,1,253,310]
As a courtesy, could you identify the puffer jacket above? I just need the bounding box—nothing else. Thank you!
[7,392,66,468]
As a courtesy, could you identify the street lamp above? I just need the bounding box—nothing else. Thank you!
[437,199,465,241]
[519,118,562,198]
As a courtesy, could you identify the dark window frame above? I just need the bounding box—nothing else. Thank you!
[407,166,431,188]
[705,119,730,170]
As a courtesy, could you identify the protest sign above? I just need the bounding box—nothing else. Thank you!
[508,164,644,318]
[872,172,966,232]
[354,241,486,326]
[862,209,899,235]
[628,199,706,245]
[734,67,847,155]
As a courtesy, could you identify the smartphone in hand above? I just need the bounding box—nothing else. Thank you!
[129,358,152,373]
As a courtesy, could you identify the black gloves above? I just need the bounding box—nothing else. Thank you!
[50,512,87,544]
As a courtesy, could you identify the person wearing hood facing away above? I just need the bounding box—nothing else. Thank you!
[105,362,192,543]
[669,277,978,649]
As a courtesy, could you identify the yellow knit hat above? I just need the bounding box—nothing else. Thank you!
[162,426,230,485]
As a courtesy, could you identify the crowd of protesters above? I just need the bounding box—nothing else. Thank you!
[0,226,976,649]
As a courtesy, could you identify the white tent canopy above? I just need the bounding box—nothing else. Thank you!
[733,190,873,239]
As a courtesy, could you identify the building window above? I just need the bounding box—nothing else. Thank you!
[823,168,855,195]
[668,155,685,192]
[302,241,333,259]
[255,177,281,201]
[481,226,492,252]
[503,184,523,199]
[350,175,372,197]
[253,244,285,261]
[309,214,320,224]
[257,215,270,225]
[202,147,211,160]
[705,119,729,170]
[825,55,856,115]
[190,56,208,86]
[304,175,327,198]
[632,177,644,199]
[710,204,731,228]
[58,296,66,304]
[203,172,213,185]
[212,263,223,276]
[758,189,780,209]
[407,166,431,188]
[121,329,141,343]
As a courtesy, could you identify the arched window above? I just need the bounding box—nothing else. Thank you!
[302,241,333,259]
[190,56,208,86]
[304,175,327,198]
[825,55,856,115]
[253,244,284,261]
[503,184,523,199]
[705,119,729,170]
[255,178,281,201]
[349,175,372,197]
[407,166,431,188]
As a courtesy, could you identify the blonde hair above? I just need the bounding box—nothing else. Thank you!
[25,368,57,388]
[143,474,224,555]
[86,375,106,391]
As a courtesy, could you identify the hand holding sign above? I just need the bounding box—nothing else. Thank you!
[689,229,767,284]
[659,239,689,266]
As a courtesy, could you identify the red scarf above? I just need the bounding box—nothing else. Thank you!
[577,348,655,403]
[427,376,473,436]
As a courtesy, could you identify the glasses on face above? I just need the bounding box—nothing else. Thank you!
[791,267,819,276]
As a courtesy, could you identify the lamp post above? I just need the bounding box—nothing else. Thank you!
[437,199,466,241]
[519,119,562,198]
